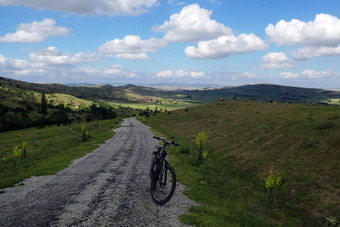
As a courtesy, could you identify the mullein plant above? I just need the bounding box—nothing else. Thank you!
[13,142,27,169]
[81,125,90,142]
[265,169,282,205]
[190,131,209,163]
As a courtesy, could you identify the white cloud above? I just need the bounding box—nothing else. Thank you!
[301,69,329,79]
[156,70,173,78]
[167,0,185,5]
[231,72,257,80]
[266,14,340,47]
[277,70,330,79]
[291,45,340,60]
[0,19,69,42]
[280,72,298,79]
[103,64,122,75]
[261,52,294,69]
[156,69,205,78]
[0,0,159,17]
[98,35,167,60]
[0,54,46,75]
[185,33,266,59]
[115,53,149,60]
[152,4,232,42]
[0,53,142,82]
[29,47,99,64]
[73,67,101,75]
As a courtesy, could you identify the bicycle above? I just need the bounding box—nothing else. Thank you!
[150,136,180,205]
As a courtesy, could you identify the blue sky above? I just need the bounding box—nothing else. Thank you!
[0,0,340,88]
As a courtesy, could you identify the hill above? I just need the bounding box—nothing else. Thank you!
[144,100,340,226]
[1,77,340,105]
[0,80,138,132]
[183,84,340,103]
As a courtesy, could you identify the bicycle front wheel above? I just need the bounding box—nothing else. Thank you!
[150,164,176,205]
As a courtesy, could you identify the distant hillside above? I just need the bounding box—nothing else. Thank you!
[0,77,127,101]
[183,84,340,103]
[1,77,340,104]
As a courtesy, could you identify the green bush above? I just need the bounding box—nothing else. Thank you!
[190,131,209,163]
[264,169,282,205]
[81,125,90,142]
[13,142,27,169]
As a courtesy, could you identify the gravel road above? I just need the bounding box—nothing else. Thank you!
[0,118,195,227]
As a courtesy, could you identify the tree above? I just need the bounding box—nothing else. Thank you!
[41,93,47,116]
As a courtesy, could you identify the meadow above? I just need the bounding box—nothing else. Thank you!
[144,100,340,226]
[0,118,122,189]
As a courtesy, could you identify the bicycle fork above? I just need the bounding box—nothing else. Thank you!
[159,163,167,186]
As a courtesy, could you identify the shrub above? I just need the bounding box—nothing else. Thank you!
[264,169,282,205]
[13,142,27,168]
[190,131,209,163]
[136,115,146,123]
[81,125,90,142]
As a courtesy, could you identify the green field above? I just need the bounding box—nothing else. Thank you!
[108,99,202,111]
[324,99,340,105]
[0,118,122,189]
[144,100,340,226]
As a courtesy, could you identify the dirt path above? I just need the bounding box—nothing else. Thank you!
[0,118,195,227]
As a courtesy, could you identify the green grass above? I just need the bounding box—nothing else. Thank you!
[145,100,340,226]
[46,93,94,109]
[0,118,122,189]
[108,99,202,111]
[323,99,340,105]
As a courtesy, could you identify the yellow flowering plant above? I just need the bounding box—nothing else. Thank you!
[265,169,283,205]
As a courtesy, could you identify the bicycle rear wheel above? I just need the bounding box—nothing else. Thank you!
[150,163,176,205]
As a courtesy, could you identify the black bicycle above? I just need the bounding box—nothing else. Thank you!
[150,136,180,205]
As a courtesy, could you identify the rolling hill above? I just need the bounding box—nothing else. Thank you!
[1,76,340,104]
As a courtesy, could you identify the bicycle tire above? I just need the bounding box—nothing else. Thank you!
[150,163,176,205]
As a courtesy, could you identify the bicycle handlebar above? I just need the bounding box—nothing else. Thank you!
[153,136,180,147]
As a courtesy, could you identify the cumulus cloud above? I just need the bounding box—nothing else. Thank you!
[29,47,99,64]
[72,67,101,75]
[0,0,159,17]
[185,33,266,59]
[291,46,340,60]
[0,53,142,83]
[261,52,294,69]
[167,0,185,5]
[0,18,70,42]
[103,64,122,75]
[301,69,329,79]
[115,53,149,60]
[98,35,167,60]
[156,69,205,78]
[0,54,46,75]
[266,14,340,47]
[152,4,232,42]
[277,70,331,80]
[280,72,298,79]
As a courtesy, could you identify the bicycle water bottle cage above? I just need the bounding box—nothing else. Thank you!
[155,145,163,151]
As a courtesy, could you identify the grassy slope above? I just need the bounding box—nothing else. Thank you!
[145,100,340,226]
[0,118,122,189]
[46,93,94,109]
